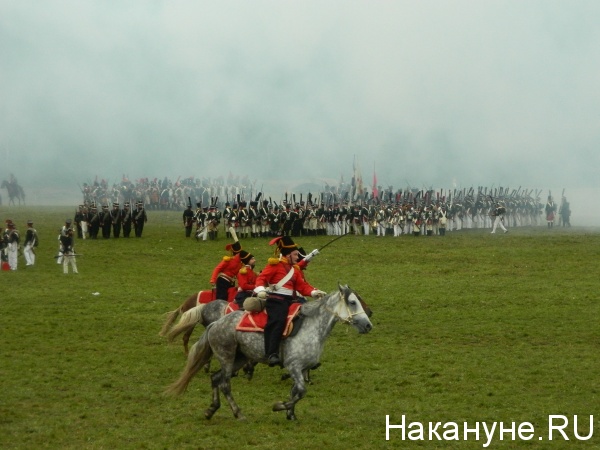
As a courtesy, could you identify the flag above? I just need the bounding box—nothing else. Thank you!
[372,167,379,199]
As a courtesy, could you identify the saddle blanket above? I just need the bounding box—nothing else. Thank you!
[196,287,237,304]
[236,303,302,336]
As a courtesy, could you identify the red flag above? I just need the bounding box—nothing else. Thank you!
[372,169,379,199]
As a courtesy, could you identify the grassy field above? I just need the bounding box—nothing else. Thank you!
[1,206,599,449]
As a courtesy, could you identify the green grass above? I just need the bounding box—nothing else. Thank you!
[1,206,600,449]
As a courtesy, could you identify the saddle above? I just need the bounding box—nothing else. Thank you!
[236,303,302,337]
[196,286,238,304]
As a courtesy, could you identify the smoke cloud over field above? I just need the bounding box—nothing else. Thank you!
[1,1,599,222]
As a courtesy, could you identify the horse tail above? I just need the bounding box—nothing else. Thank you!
[165,304,205,342]
[164,325,214,396]
[159,308,182,337]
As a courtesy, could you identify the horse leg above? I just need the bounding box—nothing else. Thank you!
[219,357,249,420]
[272,368,306,421]
[205,370,222,420]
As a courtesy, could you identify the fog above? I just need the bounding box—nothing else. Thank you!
[1,1,599,223]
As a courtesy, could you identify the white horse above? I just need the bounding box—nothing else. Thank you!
[165,284,373,420]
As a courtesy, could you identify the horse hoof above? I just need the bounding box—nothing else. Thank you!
[272,401,286,412]
[236,414,247,421]
[204,409,214,420]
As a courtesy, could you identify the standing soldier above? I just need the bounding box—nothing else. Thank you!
[5,220,19,270]
[88,204,100,239]
[121,202,133,237]
[74,205,85,239]
[238,201,249,239]
[207,203,220,240]
[222,201,233,238]
[133,201,147,237]
[23,220,38,266]
[182,204,194,237]
[111,202,123,238]
[545,195,556,228]
[59,226,78,274]
[100,204,111,239]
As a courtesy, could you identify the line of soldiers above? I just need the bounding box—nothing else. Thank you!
[183,189,570,240]
[73,201,148,239]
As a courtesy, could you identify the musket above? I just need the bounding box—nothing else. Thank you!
[55,253,83,258]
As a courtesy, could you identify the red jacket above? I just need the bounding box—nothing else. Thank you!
[236,265,257,292]
[210,254,242,284]
[255,259,315,297]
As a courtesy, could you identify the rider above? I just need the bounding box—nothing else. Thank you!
[253,236,326,367]
[234,250,257,308]
[210,240,243,300]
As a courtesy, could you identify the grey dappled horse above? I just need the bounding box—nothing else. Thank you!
[165,284,373,421]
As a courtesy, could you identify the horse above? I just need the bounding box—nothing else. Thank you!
[160,295,230,355]
[165,284,373,421]
[1,180,25,206]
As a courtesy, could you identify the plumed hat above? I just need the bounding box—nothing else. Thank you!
[225,241,242,254]
[269,236,298,256]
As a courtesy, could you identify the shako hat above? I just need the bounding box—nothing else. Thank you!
[224,241,242,254]
[240,250,254,265]
[269,236,298,256]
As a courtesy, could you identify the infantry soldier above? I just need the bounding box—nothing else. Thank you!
[545,195,556,228]
[111,202,123,238]
[207,203,221,240]
[100,204,111,239]
[88,204,100,239]
[133,201,148,237]
[5,220,19,270]
[23,220,38,266]
[182,204,194,237]
[74,205,86,239]
[122,202,133,237]
[59,226,78,274]
[490,201,508,234]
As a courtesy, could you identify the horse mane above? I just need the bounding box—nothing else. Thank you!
[300,293,332,317]
[300,286,351,318]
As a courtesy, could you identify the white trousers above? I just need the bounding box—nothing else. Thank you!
[8,242,18,270]
[63,254,78,273]
[491,216,507,233]
[24,244,36,265]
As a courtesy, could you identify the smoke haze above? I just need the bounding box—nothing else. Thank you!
[1,1,599,222]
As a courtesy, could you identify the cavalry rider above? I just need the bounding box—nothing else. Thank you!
[253,236,326,367]
[234,250,257,308]
[210,240,244,300]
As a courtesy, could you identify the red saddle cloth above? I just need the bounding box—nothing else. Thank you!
[236,303,302,336]
[196,287,237,305]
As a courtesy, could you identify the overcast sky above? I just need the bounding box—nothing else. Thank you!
[1,1,599,198]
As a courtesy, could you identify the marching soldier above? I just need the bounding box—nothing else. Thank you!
[490,201,508,234]
[23,220,38,266]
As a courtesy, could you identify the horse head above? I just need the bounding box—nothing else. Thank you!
[332,283,373,334]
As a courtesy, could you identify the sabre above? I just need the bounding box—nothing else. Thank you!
[318,231,350,252]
